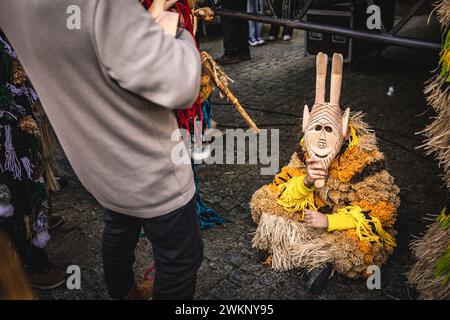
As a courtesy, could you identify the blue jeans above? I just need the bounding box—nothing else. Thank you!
[247,0,264,41]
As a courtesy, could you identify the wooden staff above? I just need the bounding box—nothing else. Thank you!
[201,51,260,134]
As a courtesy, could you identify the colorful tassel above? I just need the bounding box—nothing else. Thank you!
[439,30,450,82]
[12,61,27,85]
[4,125,22,180]
[19,115,40,136]
[201,99,213,129]
[0,36,16,59]
[193,165,225,229]
[32,231,50,248]
[434,244,450,284]
[0,203,14,218]
[20,157,34,180]
[348,125,359,150]
[437,207,450,229]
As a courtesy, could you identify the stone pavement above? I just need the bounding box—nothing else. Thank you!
[39,16,446,300]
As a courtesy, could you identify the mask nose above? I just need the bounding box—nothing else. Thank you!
[318,139,326,149]
[318,130,327,149]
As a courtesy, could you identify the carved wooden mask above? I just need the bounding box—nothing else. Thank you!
[302,53,350,187]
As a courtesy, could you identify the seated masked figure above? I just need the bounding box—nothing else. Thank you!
[250,53,400,292]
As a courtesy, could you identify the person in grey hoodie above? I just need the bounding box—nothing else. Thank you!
[0,0,203,299]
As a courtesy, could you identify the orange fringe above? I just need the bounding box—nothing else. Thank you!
[346,229,376,267]
[354,199,397,228]
[330,148,382,183]
[314,194,327,208]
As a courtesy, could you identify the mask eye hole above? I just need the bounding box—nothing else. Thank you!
[315,125,323,131]
[324,126,333,133]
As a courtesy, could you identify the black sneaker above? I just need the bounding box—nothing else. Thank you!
[216,54,240,65]
[305,263,332,294]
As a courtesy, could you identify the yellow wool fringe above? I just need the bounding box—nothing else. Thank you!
[276,181,316,221]
[348,125,359,150]
[336,205,396,250]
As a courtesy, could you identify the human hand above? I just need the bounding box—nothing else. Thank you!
[304,156,328,188]
[149,0,178,19]
[304,209,328,229]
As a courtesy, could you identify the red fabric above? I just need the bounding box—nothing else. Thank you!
[141,0,202,135]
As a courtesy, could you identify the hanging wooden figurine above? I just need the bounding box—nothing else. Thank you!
[250,52,400,292]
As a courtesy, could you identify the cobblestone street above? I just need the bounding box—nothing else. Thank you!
[39,16,446,300]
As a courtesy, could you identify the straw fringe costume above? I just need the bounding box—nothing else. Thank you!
[408,208,449,300]
[251,53,400,279]
[407,0,450,299]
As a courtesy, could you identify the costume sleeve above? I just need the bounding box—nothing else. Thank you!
[93,0,201,110]
[326,205,396,250]
[276,175,316,213]
[327,213,356,231]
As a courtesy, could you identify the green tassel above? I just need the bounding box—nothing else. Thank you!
[439,30,450,82]
[436,207,450,230]
[434,246,450,284]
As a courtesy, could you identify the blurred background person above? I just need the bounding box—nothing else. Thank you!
[217,0,251,64]
[268,0,293,41]
[248,0,265,46]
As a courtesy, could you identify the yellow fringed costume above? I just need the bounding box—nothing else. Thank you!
[250,112,400,278]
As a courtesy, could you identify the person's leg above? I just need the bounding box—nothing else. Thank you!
[255,0,264,41]
[282,27,293,37]
[221,0,239,57]
[101,209,142,299]
[143,197,203,300]
[221,16,239,56]
[248,0,257,42]
[282,1,294,39]
[268,0,282,39]
[237,0,250,56]
[269,25,280,38]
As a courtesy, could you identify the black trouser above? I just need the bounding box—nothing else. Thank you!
[0,216,49,273]
[101,197,203,300]
[221,0,250,56]
[0,172,50,273]
[269,0,293,38]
